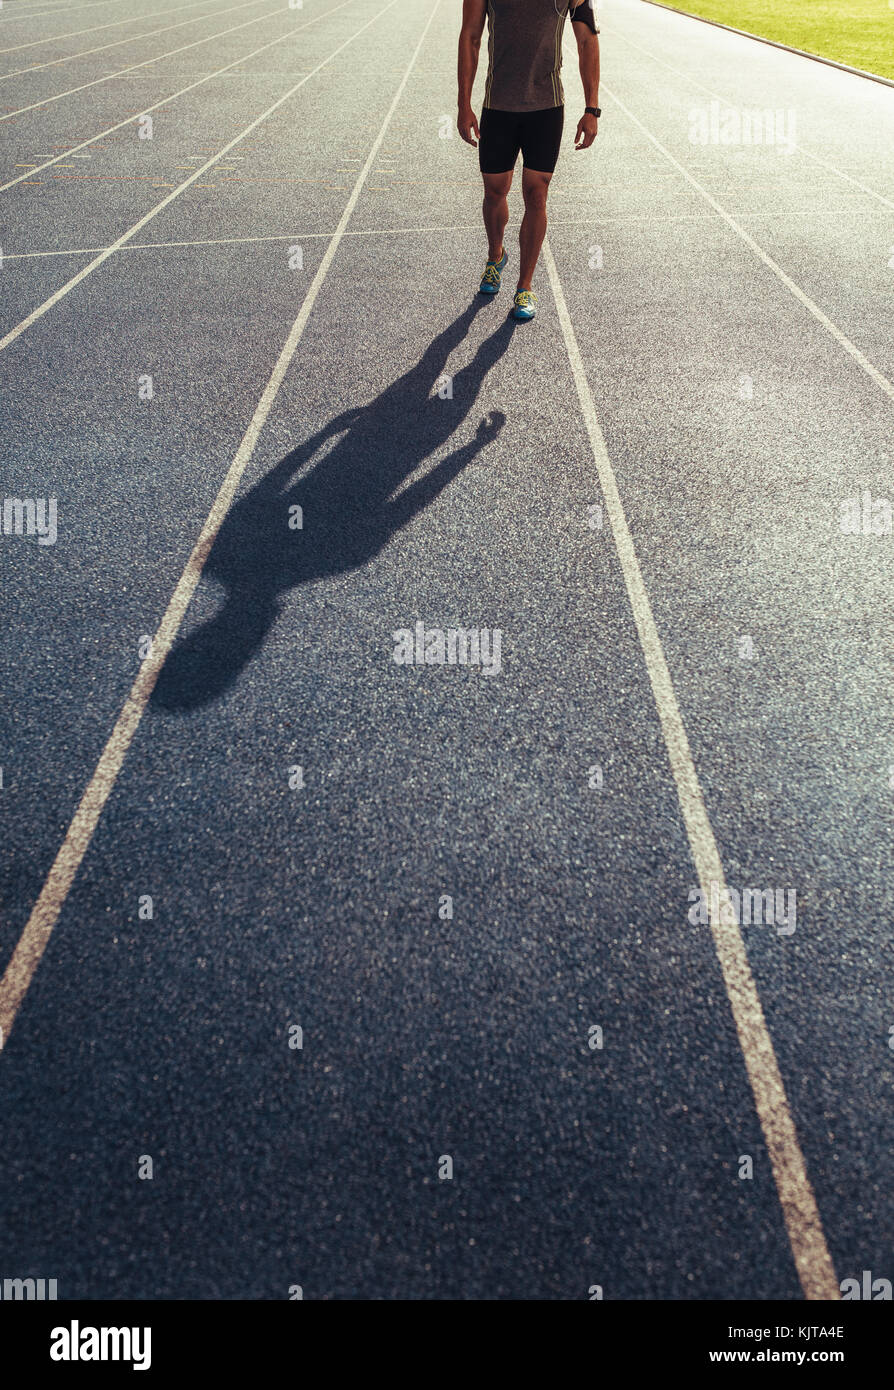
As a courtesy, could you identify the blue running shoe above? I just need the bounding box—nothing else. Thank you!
[511,289,537,321]
[479,249,508,295]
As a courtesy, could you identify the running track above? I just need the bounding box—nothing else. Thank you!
[0,0,892,1299]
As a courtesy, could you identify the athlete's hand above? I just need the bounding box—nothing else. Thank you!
[458,105,480,146]
[574,112,598,149]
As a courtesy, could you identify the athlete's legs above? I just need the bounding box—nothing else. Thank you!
[482,170,512,262]
[518,167,552,290]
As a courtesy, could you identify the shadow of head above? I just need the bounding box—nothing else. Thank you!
[153,302,516,712]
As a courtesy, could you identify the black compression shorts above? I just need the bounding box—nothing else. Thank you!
[478,105,565,175]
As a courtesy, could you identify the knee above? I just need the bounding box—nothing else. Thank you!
[483,185,508,206]
[523,182,549,212]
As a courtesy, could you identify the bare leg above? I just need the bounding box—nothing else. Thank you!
[518,167,552,289]
[482,170,513,261]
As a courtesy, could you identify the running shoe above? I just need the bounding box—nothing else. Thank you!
[479,249,508,295]
[511,289,537,321]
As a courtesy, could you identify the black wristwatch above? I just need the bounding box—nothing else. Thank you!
[585,106,601,117]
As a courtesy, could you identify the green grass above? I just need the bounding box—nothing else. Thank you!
[649,0,894,80]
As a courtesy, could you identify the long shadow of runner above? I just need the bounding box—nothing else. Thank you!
[153,300,515,711]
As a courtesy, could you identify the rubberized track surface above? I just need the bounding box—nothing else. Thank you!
[0,0,892,1299]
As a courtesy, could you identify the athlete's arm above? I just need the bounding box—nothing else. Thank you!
[571,1,600,150]
[457,0,487,146]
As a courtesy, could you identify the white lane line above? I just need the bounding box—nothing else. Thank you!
[542,237,840,1304]
[0,0,271,79]
[0,0,300,120]
[0,0,386,354]
[3,233,334,258]
[0,0,357,191]
[0,0,130,23]
[0,0,243,54]
[0,0,441,1049]
[603,83,894,405]
[602,22,894,214]
[4,204,889,261]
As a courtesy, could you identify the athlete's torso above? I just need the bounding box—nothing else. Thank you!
[483,0,597,113]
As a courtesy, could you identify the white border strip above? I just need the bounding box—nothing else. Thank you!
[4,201,891,261]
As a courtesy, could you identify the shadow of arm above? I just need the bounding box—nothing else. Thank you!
[387,411,505,532]
[255,407,366,498]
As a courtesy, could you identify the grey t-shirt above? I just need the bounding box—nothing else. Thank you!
[483,0,598,113]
